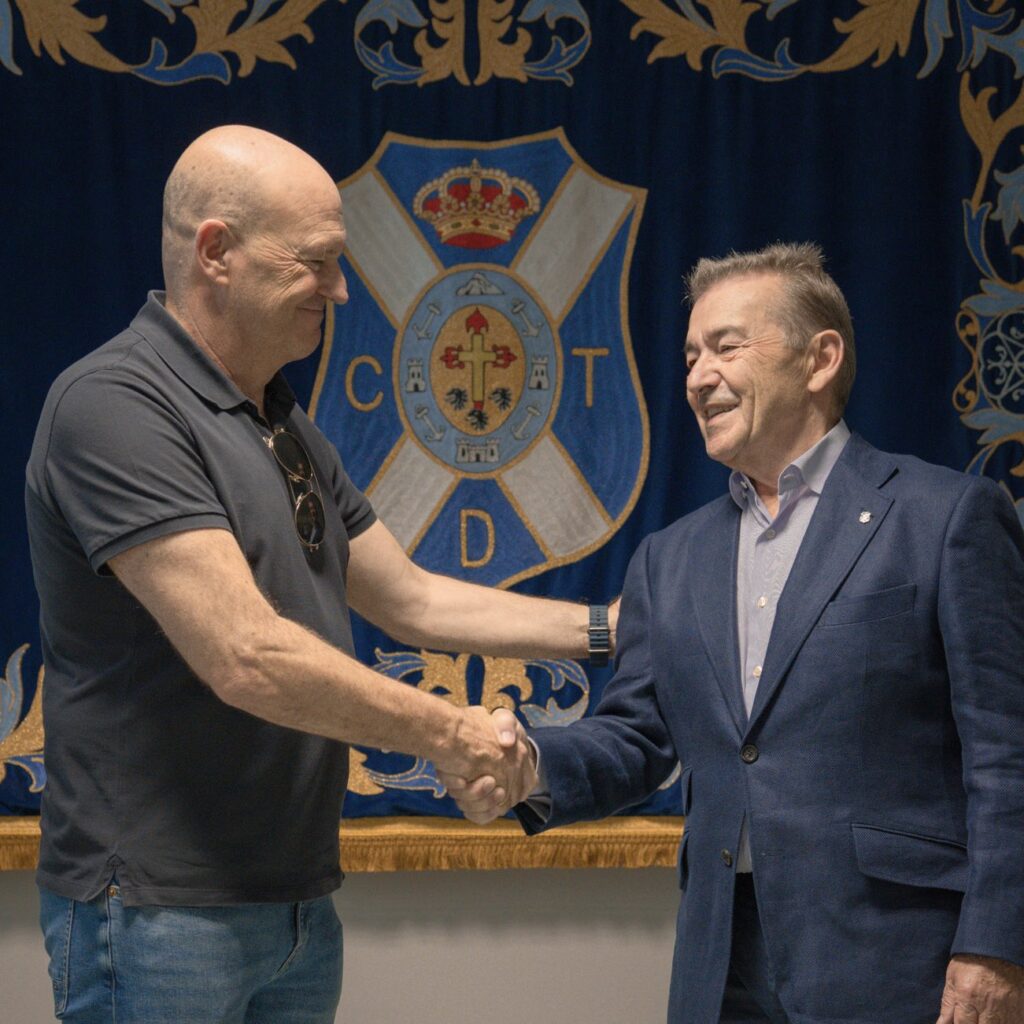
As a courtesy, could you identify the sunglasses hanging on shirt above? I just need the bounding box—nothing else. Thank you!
[264,427,326,550]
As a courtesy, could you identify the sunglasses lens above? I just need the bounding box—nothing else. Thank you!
[295,491,326,548]
[266,428,323,549]
[272,431,312,479]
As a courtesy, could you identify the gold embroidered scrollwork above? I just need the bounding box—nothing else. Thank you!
[953,306,982,415]
[811,0,920,73]
[355,0,591,88]
[0,646,45,794]
[414,0,468,86]
[13,0,132,73]
[2,0,331,84]
[475,0,531,84]
[184,0,324,77]
[621,0,755,70]
[618,0,1024,506]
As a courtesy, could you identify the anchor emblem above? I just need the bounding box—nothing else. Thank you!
[414,405,446,442]
[413,302,442,340]
[510,299,541,338]
[511,405,542,440]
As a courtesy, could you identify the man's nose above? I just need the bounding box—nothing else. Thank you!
[686,351,719,397]
[322,262,349,305]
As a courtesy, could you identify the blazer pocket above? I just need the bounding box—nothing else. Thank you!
[676,829,691,891]
[819,583,916,627]
[852,823,968,892]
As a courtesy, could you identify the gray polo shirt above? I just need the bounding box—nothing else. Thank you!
[26,292,376,906]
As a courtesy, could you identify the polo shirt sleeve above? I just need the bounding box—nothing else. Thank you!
[40,367,231,573]
[323,449,376,541]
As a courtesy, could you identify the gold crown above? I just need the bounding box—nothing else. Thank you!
[413,159,540,250]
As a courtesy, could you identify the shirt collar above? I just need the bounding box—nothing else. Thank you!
[729,419,851,511]
[131,291,297,417]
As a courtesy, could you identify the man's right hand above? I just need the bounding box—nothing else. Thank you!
[436,708,537,824]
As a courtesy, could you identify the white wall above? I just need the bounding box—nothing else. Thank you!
[1,867,678,1022]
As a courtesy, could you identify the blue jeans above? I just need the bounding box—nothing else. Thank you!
[39,883,343,1023]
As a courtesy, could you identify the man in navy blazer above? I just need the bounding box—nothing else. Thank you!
[443,244,1024,1023]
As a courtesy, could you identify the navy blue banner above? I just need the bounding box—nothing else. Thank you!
[2,1,1022,818]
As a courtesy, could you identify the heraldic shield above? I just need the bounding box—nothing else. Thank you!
[310,130,649,587]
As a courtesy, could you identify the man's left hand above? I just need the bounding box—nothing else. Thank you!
[936,954,1024,1023]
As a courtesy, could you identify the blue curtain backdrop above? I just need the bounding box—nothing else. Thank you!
[2,1,1022,818]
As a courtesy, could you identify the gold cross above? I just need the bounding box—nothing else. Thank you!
[460,326,499,406]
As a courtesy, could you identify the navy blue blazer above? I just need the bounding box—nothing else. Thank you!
[521,434,1024,1024]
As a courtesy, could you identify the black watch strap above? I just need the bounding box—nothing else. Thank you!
[588,604,610,667]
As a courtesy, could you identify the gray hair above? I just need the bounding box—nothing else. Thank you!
[685,242,856,414]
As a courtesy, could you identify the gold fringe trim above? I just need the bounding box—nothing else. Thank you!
[0,815,683,873]
[340,816,683,872]
[0,818,43,872]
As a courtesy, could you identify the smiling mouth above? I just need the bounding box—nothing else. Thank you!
[703,404,737,424]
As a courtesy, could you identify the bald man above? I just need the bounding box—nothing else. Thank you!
[25,126,603,1022]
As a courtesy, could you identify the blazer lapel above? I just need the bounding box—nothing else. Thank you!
[746,436,897,733]
[691,499,746,736]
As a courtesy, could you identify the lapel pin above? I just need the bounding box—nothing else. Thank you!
[858,510,872,524]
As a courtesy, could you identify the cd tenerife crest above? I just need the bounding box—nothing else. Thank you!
[311,130,649,587]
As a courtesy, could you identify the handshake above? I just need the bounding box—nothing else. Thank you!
[434,706,538,824]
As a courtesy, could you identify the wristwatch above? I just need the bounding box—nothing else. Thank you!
[588,604,610,667]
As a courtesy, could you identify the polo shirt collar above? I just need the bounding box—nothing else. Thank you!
[131,291,297,417]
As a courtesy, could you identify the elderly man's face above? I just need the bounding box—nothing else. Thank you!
[229,171,349,362]
[684,273,815,486]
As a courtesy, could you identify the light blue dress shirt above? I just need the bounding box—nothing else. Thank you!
[731,420,850,870]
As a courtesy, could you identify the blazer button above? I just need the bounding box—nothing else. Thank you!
[721,849,733,867]
[740,744,759,764]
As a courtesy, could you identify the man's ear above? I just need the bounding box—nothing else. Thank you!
[806,329,844,396]
[194,219,232,285]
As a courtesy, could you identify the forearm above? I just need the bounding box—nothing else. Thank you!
[218,610,536,804]
[388,572,593,660]
[107,528,500,780]
[217,609,461,758]
[347,520,611,660]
